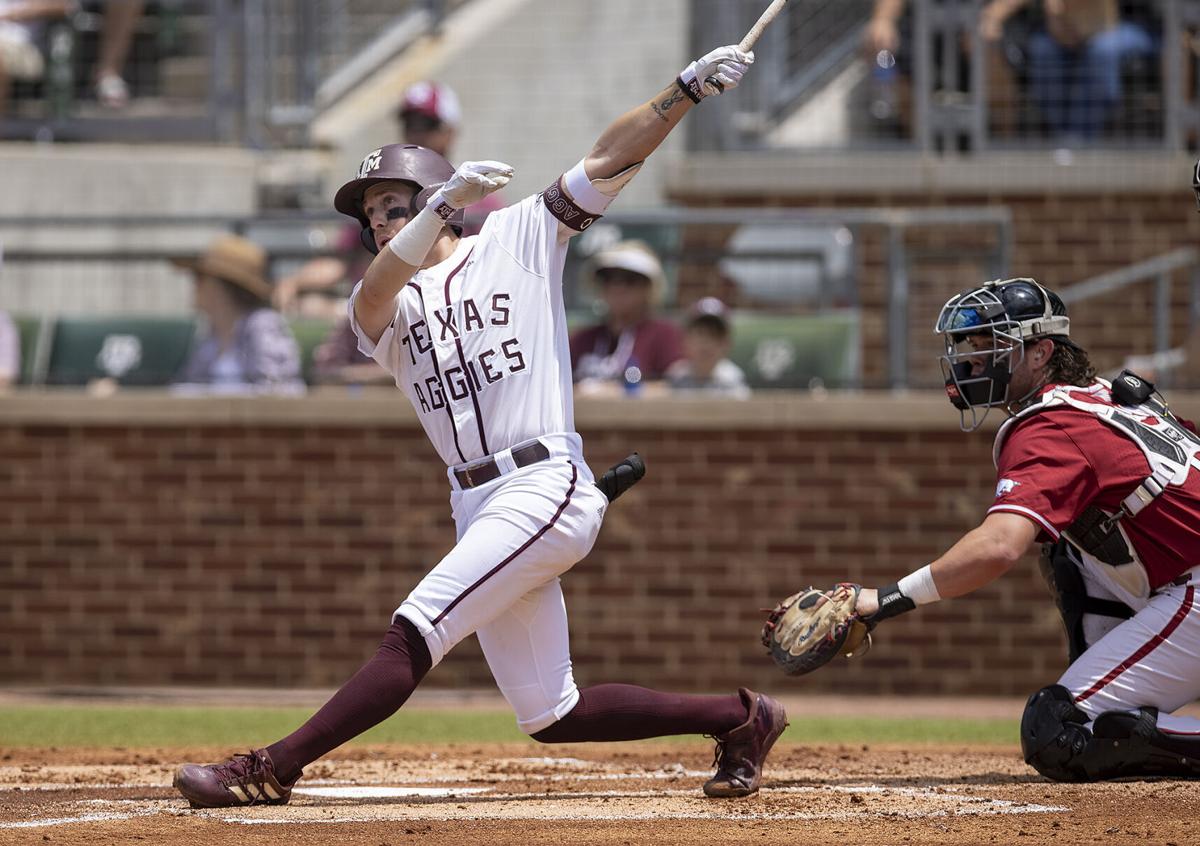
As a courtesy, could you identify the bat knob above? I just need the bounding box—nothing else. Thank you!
[704,75,726,95]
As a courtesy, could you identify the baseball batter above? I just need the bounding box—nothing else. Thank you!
[174,42,789,808]
[769,276,1200,781]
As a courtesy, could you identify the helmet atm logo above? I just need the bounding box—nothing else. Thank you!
[358,149,383,178]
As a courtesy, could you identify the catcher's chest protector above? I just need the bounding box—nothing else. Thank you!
[995,381,1200,599]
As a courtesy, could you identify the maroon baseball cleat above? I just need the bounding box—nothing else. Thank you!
[173,748,297,808]
[703,688,788,798]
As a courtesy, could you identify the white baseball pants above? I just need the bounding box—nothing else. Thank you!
[1060,568,1200,734]
[395,452,608,734]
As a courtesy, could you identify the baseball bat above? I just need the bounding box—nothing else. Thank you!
[705,0,788,91]
[737,0,788,52]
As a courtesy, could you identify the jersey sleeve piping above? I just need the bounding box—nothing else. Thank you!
[987,504,1061,539]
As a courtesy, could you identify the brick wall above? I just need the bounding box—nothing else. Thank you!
[670,176,1200,390]
[11,392,1193,698]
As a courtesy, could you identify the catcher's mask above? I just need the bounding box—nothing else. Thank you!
[935,277,1070,431]
[333,143,464,254]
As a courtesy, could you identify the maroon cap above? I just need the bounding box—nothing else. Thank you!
[398,81,462,128]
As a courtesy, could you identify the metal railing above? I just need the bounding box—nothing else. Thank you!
[0,206,1014,390]
[693,0,1200,153]
[1058,247,1200,384]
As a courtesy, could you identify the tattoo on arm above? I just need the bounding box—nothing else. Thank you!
[651,86,687,123]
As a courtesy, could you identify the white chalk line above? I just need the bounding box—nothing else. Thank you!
[0,810,159,829]
[0,780,1068,828]
[293,786,493,799]
[0,770,716,792]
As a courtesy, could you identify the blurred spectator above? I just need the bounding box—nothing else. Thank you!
[273,225,367,319]
[310,320,393,386]
[92,0,143,108]
[0,308,20,389]
[981,0,1156,140]
[0,0,71,117]
[570,240,684,396]
[863,0,1022,139]
[397,80,504,236]
[667,298,749,399]
[171,234,304,394]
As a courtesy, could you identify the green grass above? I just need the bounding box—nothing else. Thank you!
[0,706,1017,749]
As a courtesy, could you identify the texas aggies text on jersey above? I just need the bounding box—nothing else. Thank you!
[349,192,579,467]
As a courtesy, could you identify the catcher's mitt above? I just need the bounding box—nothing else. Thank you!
[761,583,873,676]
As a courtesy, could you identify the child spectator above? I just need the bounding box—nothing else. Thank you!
[667,297,750,399]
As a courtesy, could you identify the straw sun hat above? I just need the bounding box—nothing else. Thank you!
[172,234,273,302]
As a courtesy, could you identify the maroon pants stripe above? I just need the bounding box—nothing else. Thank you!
[1075,585,1194,705]
[432,463,578,627]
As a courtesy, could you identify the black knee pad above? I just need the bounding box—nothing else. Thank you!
[1020,684,1093,782]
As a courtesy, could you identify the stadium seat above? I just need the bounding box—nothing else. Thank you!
[288,317,337,385]
[565,309,860,390]
[12,315,49,386]
[41,316,198,386]
[728,311,860,390]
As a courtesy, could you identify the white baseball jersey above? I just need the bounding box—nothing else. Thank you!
[349,193,576,466]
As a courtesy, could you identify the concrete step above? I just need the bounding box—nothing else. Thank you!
[158,55,215,102]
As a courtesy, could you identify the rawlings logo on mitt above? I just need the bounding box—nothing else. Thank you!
[761,583,874,676]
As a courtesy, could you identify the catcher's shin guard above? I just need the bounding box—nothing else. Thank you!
[1088,707,1200,779]
[1021,685,1094,782]
[1022,686,1200,781]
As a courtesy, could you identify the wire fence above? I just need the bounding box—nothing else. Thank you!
[692,0,1200,153]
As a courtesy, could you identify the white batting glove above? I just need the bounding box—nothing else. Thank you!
[433,160,514,209]
[676,46,754,102]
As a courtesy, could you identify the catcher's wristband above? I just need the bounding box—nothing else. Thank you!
[869,582,917,623]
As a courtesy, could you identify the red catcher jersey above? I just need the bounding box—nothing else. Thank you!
[989,384,1200,589]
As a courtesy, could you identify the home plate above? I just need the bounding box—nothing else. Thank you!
[293,786,493,799]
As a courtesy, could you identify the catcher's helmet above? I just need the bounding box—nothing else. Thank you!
[334,144,464,254]
[935,278,1070,431]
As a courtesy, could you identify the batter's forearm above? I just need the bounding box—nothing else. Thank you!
[585,83,692,180]
[585,45,753,180]
[356,250,421,344]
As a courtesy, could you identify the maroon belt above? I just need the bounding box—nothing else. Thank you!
[453,440,551,490]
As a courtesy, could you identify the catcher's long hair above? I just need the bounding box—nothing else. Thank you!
[1044,339,1096,387]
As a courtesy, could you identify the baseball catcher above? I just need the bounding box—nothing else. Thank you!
[764,274,1200,782]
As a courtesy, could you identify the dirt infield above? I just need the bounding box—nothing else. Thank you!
[1,743,1196,845]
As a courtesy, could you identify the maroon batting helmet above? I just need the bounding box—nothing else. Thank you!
[334,144,464,253]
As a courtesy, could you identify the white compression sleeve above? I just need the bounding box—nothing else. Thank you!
[897,564,941,606]
[562,159,615,214]
[387,204,447,266]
